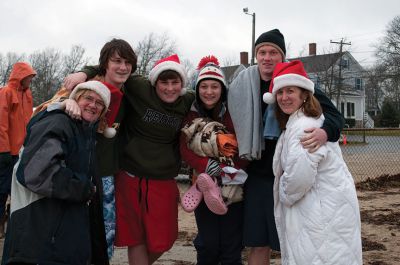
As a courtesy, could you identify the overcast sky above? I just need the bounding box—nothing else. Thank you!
[1,0,398,69]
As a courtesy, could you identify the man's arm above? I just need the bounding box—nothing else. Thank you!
[0,90,11,154]
[301,87,344,153]
[63,65,100,90]
[0,95,12,168]
[314,87,345,141]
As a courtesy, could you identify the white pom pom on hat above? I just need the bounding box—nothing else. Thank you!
[103,127,116,138]
[263,92,276,104]
[263,60,314,104]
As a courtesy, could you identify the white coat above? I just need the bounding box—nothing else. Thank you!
[273,110,362,265]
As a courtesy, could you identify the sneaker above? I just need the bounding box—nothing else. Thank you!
[181,183,203,213]
[196,173,227,215]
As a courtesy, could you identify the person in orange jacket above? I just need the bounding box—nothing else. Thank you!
[0,62,36,237]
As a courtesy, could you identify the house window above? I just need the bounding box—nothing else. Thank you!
[341,102,345,114]
[355,78,362,90]
[341,58,349,69]
[347,102,355,117]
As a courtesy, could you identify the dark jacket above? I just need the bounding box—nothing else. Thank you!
[3,110,96,265]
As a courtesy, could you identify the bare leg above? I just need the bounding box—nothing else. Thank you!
[248,246,271,265]
[148,252,163,265]
[127,245,164,265]
[128,245,149,265]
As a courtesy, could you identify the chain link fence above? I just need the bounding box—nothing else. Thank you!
[178,128,400,184]
[340,128,400,183]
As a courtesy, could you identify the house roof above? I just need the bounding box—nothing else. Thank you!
[221,51,362,82]
[289,52,342,73]
[221,65,247,84]
[222,65,241,81]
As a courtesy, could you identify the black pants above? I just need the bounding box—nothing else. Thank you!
[0,156,18,219]
[194,200,244,265]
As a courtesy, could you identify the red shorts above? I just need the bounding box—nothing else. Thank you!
[114,171,179,253]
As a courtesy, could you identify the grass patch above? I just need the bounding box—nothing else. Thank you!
[344,129,400,137]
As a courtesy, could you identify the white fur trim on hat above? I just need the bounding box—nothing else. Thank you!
[70,80,111,110]
[149,61,187,87]
[263,74,314,104]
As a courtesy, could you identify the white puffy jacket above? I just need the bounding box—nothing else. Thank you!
[273,110,362,265]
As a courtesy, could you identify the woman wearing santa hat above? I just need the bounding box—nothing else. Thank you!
[3,81,111,265]
[33,38,137,264]
[266,60,362,265]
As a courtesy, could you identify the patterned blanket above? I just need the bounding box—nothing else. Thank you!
[181,117,238,166]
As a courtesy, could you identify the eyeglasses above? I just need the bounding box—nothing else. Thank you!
[81,95,105,109]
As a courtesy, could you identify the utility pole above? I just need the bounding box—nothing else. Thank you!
[330,38,351,109]
[243,8,256,65]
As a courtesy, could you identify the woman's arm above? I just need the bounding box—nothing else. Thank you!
[279,119,327,206]
[180,116,210,174]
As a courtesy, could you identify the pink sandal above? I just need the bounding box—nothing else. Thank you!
[196,173,228,215]
[181,183,203,213]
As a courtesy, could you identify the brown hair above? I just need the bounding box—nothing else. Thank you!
[99,38,137,76]
[157,70,182,82]
[275,89,322,130]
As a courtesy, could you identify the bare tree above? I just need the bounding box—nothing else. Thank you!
[61,45,90,77]
[181,58,195,89]
[374,15,400,111]
[221,56,238,67]
[364,64,387,116]
[0,52,25,86]
[29,48,63,106]
[27,45,90,106]
[135,33,177,76]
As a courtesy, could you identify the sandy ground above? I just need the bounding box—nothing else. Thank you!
[1,177,399,265]
[110,177,400,265]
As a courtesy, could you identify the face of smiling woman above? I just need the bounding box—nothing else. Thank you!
[198,79,222,109]
[276,86,306,115]
[77,91,105,123]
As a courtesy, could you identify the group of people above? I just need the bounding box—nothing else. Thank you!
[0,28,362,265]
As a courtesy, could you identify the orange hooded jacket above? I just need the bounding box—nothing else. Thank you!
[0,62,36,155]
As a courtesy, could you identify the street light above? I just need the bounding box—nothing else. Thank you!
[243,7,256,65]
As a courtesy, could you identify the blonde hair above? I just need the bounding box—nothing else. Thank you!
[73,88,108,118]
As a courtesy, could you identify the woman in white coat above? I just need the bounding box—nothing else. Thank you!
[263,60,362,265]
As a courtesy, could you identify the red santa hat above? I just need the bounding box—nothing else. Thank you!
[149,54,188,95]
[70,80,121,138]
[101,81,123,138]
[70,80,111,110]
[263,60,314,104]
